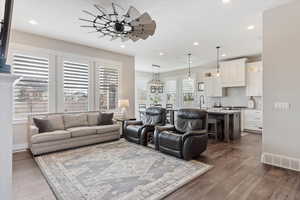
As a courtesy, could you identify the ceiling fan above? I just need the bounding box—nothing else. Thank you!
[79,2,156,42]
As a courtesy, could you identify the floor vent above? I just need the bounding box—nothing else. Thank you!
[261,152,300,172]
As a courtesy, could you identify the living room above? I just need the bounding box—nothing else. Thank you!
[1,0,300,200]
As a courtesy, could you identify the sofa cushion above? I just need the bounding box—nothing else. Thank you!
[31,130,71,144]
[47,115,65,131]
[64,114,88,129]
[87,113,99,126]
[98,112,114,125]
[95,124,120,134]
[33,118,52,133]
[67,126,97,137]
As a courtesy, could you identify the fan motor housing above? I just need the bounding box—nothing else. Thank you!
[114,22,125,32]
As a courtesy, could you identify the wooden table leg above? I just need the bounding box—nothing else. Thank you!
[224,114,230,143]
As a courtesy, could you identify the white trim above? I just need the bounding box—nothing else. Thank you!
[13,144,28,153]
[261,152,300,172]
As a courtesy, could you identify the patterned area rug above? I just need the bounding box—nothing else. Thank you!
[35,140,212,200]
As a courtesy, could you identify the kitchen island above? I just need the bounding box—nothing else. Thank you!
[206,109,241,142]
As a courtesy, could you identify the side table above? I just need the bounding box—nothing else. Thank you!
[115,118,136,138]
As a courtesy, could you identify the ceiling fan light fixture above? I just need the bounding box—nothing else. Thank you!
[80,3,156,42]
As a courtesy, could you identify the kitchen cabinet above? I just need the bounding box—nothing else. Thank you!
[246,61,263,97]
[244,109,263,133]
[204,70,225,97]
[220,58,247,87]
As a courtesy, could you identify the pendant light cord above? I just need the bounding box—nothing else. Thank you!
[216,46,220,73]
[188,53,191,78]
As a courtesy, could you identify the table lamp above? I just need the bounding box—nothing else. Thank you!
[118,99,129,118]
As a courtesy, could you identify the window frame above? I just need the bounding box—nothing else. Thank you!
[94,59,121,112]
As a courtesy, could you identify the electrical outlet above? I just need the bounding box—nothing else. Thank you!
[274,102,291,111]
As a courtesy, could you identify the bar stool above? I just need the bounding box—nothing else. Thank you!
[138,104,146,120]
[166,104,173,124]
[207,118,223,142]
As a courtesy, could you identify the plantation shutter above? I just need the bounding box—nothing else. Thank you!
[64,60,89,112]
[97,66,119,111]
[12,54,49,119]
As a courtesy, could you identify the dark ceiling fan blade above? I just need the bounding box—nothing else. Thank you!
[80,25,95,28]
[94,4,108,16]
[82,10,97,18]
[79,18,105,26]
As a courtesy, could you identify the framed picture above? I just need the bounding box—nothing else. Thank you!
[158,86,164,93]
[150,86,156,93]
[198,82,204,92]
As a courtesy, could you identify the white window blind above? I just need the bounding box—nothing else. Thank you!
[97,66,119,111]
[165,80,177,106]
[12,54,49,119]
[64,60,89,112]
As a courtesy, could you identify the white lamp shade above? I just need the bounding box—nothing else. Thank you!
[118,99,130,108]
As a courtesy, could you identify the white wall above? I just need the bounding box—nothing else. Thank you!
[262,0,300,165]
[10,30,135,151]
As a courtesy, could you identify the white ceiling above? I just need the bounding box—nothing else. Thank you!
[1,0,293,72]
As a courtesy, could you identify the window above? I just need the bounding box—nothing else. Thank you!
[64,60,89,112]
[182,79,195,106]
[165,80,177,107]
[96,66,119,111]
[12,54,49,119]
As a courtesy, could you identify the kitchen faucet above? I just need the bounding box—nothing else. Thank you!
[200,95,205,109]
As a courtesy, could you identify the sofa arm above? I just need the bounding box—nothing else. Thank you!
[29,125,39,137]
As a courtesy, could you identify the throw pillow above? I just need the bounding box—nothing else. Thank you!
[63,114,88,129]
[98,112,114,125]
[47,115,65,131]
[87,113,99,126]
[33,118,52,133]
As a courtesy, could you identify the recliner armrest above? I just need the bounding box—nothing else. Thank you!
[155,125,176,133]
[124,120,143,127]
[182,129,207,142]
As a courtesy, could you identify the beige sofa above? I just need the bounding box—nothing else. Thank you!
[28,111,121,156]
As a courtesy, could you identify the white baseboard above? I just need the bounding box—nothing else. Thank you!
[261,152,300,172]
[13,144,28,153]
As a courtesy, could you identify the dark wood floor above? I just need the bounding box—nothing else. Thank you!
[13,133,300,200]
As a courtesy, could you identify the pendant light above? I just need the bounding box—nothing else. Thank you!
[187,53,192,80]
[216,46,221,77]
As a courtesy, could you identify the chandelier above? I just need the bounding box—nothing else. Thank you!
[148,65,164,93]
[80,2,156,42]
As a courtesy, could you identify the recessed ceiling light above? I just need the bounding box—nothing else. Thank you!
[222,54,227,57]
[193,42,199,46]
[222,0,231,4]
[29,20,38,25]
[120,44,125,48]
[247,25,255,30]
[159,52,165,56]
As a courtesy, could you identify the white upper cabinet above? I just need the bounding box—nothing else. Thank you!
[220,58,247,87]
[246,61,263,97]
[204,70,225,97]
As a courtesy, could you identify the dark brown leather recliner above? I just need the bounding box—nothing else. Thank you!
[154,108,208,160]
[124,107,166,145]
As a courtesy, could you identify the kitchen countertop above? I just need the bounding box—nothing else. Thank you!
[206,108,241,114]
